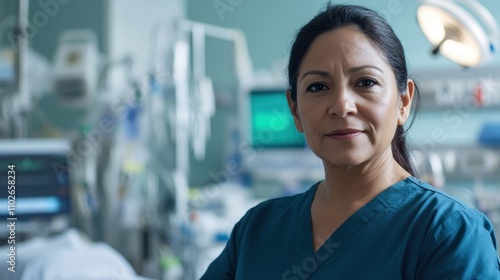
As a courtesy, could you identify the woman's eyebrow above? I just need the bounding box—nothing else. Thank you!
[301,70,330,81]
[348,65,383,74]
[301,65,383,81]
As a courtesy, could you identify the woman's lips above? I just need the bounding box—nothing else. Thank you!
[325,129,363,140]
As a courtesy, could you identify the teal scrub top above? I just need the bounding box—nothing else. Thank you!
[200,176,500,279]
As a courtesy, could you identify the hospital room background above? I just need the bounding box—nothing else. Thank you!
[0,0,499,279]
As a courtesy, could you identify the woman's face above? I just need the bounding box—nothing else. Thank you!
[287,26,413,168]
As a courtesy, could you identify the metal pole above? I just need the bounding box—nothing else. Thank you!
[173,28,190,221]
[13,0,30,138]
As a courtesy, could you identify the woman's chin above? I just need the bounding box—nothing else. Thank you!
[320,156,366,169]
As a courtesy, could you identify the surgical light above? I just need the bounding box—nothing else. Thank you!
[417,0,499,67]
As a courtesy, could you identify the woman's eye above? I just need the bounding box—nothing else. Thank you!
[306,83,328,92]
[356,79,377,87]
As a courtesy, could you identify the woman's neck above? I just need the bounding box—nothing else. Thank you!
[319,149,410,209]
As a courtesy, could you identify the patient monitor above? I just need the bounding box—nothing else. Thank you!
[0,139,71,235]
[243,88,323,197]
[248,88,306,148]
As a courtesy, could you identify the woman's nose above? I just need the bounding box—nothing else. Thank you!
[327,87,357,117]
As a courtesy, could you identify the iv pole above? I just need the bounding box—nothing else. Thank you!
[144,17,254,277]
[171,19,253,224]
[10,0,31,138]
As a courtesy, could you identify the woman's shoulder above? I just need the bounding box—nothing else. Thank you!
[402,176,492,231]
[405,176,474,209]
[403,178,500,278]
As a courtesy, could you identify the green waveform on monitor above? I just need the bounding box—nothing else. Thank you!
[0,157,47,172]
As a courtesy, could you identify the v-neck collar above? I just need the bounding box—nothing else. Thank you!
[295,176,416,267]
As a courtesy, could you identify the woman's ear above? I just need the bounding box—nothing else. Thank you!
[286,89,304,133]
[398,79,415,126]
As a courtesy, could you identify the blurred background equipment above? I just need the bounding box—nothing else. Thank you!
[152,18,254,280]
[242,86,323,198]
[417,0,500,67]
[0,139,71,234]
[53,29,98,107]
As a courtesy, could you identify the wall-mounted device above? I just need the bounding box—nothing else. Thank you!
[53,29,98,107]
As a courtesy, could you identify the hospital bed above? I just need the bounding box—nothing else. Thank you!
[0,228,154,280]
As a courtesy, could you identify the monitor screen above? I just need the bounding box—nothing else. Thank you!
[0,140,71,218]
[249,89,306,148]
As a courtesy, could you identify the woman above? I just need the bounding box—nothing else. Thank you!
[201,4,500,279]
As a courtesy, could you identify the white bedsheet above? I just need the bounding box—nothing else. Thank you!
[0,228,153,280]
